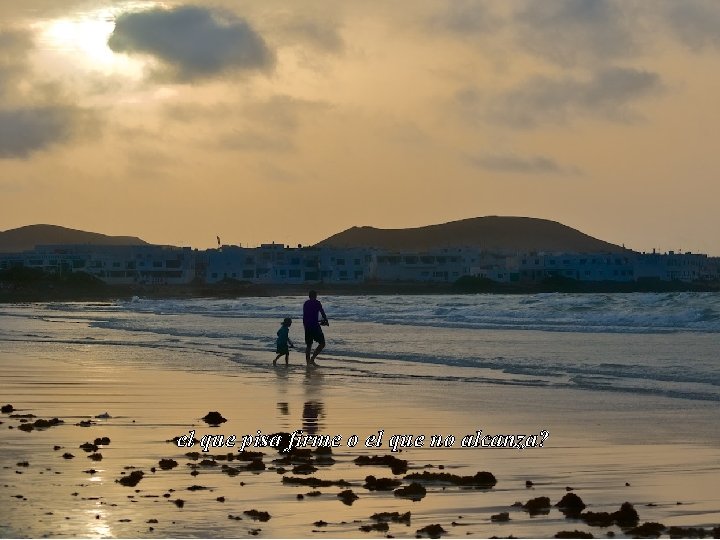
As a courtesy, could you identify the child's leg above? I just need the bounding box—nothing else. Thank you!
[273,353,283,366]
[285,352,290,365]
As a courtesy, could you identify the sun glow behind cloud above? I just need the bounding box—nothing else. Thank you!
[35,3,158,78]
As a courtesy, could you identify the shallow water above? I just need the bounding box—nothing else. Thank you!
[2,293,719,403]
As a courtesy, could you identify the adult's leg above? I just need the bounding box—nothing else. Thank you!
[309,343,324,364]
[305,329,313,364]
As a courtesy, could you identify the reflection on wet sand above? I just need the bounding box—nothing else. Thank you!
[277,402,289,415]
[302,400,325,434]
[303,367,326,434]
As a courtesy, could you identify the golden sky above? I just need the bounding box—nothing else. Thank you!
[1,1,719,254]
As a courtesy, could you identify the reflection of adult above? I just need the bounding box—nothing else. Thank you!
[303,290,329,366]
[302,400,324,434]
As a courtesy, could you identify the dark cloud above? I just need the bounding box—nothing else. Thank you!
[514,0,638,65]
[663,0,720,50]
[0,107,74,158]
[467,153,581,175]
[108,5,274,81]
[461,67,663,128]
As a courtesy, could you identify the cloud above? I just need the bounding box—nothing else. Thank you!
[0,28,33,95]
[0,106,97,159]
[430,0,501,35]
[467,153,581,175]
[108,5,274,81]
[281,18,344,52]
[460,67,663,128]
[514,0,638,66]
[243,95,329,129]
[662,0,720,50]
[162,94,328,155]
[0,28,102,159]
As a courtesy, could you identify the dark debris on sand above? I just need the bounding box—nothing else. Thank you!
[291,463,318,475]
[202,411,227,425]
[237,450,266,461]
[359,522,389,532]
[354,454,408,475]
[404,470,497,488]
[394,482,427,501]
[626,522,666,538]
[243,509,271,522]
[159,459,178,470]
[117,471,144,487]
[523,496,551,516]
[554,530,594,538]
[580,502,639,529]
[338,489,359,505]
[364,475,403,491]
[18,418,64,432]
[282,476,350,488]
[416,523,446,538]
[556,493,587,518]
[371,511,411,525]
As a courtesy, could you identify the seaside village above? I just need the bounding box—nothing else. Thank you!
[1,242,719,286]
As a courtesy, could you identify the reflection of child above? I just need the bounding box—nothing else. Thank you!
[273,318,295,366]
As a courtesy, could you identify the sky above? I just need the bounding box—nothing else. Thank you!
[1,1,719,254]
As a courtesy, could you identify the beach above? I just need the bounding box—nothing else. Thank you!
[1,295,720,538]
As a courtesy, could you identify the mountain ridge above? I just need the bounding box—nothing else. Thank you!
[316,216,627,253]
[0,225,149,253]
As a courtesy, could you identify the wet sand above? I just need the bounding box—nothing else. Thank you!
[1,339,720,538]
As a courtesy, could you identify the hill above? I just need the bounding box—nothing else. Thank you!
[316,216,626,253]
[0,225,149,253]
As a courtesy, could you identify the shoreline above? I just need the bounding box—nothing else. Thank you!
[2,277,719,304]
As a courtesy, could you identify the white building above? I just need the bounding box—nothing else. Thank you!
[205,244,375,284]
[370,247,483,282]
[0,244,196,285]
[634,251,710,282]
[515,252,636,282]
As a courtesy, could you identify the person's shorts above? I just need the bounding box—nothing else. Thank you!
[304,326,325,347]
[276,345,289,355]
